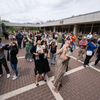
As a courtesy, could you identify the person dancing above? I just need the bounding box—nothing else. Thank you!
[52,43,72,93]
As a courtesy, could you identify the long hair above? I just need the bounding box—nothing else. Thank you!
[12,42,19,54]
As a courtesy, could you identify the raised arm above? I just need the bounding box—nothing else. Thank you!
[27,36,32,43]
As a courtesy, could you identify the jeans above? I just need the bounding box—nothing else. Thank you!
[84,53,94,65]
[0,58,10,74]
[71,42,76,50]
[10,62,18,76]
[60,40,65,48]
[95,54,100,65]
[50,53,56,65]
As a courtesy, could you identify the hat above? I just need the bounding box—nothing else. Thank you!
[0,38,2,42]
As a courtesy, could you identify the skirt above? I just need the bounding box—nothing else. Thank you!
[37,59,50,74]
[53,57,70,87]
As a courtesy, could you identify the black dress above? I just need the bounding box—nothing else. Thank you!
[37,51,50,74]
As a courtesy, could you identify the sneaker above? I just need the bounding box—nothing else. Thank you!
[0,74,3,78]
[7,74,10,78]
[65,72,68,75]
[27,58,30,61]
[93,65,96,67]
[13,75,16,78]
[12,75,19,80]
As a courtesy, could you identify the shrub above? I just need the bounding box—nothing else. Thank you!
[0,34,3,37]
[57,36,62,43]
[76,38,78,41]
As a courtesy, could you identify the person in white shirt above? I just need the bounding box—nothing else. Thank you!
[98,38,100,42]
[87,32,93,42]
[58,32,61,37]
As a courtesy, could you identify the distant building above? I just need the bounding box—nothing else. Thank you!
[3,11,100,35]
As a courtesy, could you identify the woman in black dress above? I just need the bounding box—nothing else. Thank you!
[35,45,50,86]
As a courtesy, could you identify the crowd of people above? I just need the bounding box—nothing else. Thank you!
[0,30,100,93]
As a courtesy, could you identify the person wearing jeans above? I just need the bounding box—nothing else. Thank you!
[8,42,19,80]
[71,33,77,50]
[83,38,97,68]
[71,42,76,50]
[49,39,57,66]
[16,31,23,49]
[50,53,56,66]
[0,38,10,78]
[10,62,18,76]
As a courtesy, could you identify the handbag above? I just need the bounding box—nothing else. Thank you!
[86,50,93,56]
[86,45,95,56]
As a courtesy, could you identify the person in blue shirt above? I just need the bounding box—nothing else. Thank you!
[23,35,27,48]
[93,41,100,67]
[16,31,23,49]
[83,38,97,68]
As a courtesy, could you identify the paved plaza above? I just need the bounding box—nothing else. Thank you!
[0,37,100,100]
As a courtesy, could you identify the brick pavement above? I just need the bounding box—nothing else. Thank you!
[6,84,56,100]
[0,59,35,95]
[0,37,100,100]
[59,67,100,100]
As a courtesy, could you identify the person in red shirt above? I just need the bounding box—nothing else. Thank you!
[71,33,77,50]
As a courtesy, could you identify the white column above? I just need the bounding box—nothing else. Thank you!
[53,26,56,32]
[73,25,78,35]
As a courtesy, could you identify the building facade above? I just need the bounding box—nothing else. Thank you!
[3,11,100,35]
[40,11,100,35]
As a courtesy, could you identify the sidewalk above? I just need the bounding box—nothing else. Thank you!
[0,37,100,100]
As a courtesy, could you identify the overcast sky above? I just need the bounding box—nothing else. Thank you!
[0,0,100,23]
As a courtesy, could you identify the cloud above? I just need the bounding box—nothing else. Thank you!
[0,0,100,23]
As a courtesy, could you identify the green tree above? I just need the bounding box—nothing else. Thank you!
[17,27,23,30]
[2,20,9,22]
